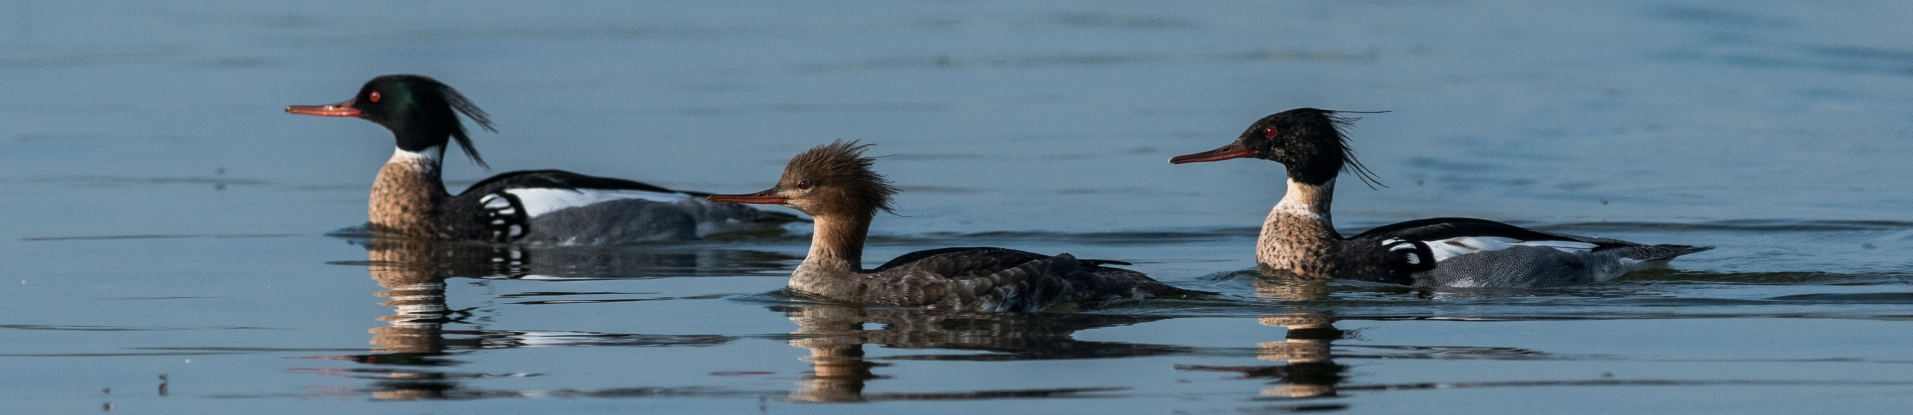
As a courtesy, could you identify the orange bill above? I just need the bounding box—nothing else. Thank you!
[706,189,787,204]
[1169,142,1256,164]
[285,99,361,117]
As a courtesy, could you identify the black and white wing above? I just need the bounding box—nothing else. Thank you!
[445,170,698,242]
[1347,217,1711,287]
[466,169,694,216]
[1349,217,1631,264]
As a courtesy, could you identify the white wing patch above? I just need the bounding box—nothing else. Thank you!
[1421,236,1597,262]
[504,188,692,218]
[1381,238,1422,264]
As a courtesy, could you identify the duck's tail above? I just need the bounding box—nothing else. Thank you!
[1628,244,1714,263]
[1607,244,1714,276]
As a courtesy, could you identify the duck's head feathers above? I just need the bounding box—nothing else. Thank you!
[288,74,496,169]
[709,140,898,218]
[1171,108,1383,188]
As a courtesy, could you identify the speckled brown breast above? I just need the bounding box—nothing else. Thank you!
[1256,212,1341,278]
[1254,179,1344,279]
[369,161,448,238]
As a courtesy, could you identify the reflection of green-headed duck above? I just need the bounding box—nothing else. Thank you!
[711,141,1207,312]
[288,74,801,244]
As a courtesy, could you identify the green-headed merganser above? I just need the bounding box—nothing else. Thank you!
[287,74,801,244]
[1170,108,1712,287]
[709,140,1206,312]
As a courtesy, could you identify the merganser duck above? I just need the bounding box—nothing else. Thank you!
[287,74,802,244]
[709,140,1205,312]
[1169,108,1711,287]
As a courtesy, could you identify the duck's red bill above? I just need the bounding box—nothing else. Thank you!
[1169,143,1256,164]
[707,189,787,204]
[285,100,361,117]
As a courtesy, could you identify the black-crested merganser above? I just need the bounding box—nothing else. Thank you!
[708,140,1205,312]
[1170,108,1711,287]
[286,74,801,244]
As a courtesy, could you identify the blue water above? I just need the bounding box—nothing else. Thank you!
[3,0,1912,413]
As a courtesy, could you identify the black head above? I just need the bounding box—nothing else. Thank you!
[1169,108,1383,188]
[707,140,898,219]
[287,74,497,169]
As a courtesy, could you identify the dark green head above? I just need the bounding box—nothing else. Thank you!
[1170,108,1382,188]
[287,74,496,168]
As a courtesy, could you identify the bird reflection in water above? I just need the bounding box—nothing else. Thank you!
[324,237,497,400]
[779,304,1190,403]
[293,238,780,400]
[1177,270,1351,400]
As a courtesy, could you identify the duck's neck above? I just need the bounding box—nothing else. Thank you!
[369,146,452,237]
[791,213,872,293]
[1256,178,1342,276]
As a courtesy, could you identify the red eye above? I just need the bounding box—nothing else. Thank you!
[797,180,812,190]
[1264,127,1276,138]
[368,91,381,103]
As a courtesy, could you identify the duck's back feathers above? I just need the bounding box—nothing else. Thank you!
[439,170,802,243]
[1343,217,1713,287]
[830,247,1195,312]
[461,169,679,196]
[1350,218,1629,247]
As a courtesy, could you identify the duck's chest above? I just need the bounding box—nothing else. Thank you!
[1255,213,1341,278]
[369,162,445,237]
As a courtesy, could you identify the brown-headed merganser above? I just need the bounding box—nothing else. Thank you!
[286,74,801,244]
[709,140,1206,312]
[1170,108,1711,287]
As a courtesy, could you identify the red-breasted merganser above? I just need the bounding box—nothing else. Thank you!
[286,74,802,244]
[709,141,1206,312]
[1170,108,1711,287]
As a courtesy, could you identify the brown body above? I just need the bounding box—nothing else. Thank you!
[710,141,1203,312]
[1255,179,1342,277]
[368,153,450,238]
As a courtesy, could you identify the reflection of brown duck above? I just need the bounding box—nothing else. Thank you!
[361,238,478,400]
[358,238,772,349]
[294,239,762,401]
[1250,273,1348,398]
[1180,272,1349,399]
[786,306,881,403]
[367,238,454,355]
[1253,313,1345,398]
[781,304,1184,403]
[347,238,589,400]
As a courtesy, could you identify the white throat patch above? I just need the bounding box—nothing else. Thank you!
[1272,178,1332,221]
[388,146,444,172]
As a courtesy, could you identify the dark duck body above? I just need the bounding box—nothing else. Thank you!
[1170,108,1711,288]
[709,141,1204,312]
[287,74,801,244]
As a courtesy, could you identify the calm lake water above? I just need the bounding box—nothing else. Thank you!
[4,0,1912,413]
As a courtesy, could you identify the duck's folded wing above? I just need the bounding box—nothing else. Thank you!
[1348,217,1635,264]
[461,170,693,214]
[864,248,1095,311]
[461,169,679,194]
[437,170,694,242]
[869,247,1047,274]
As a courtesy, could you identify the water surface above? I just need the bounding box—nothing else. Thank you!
[3,0,1912,413]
